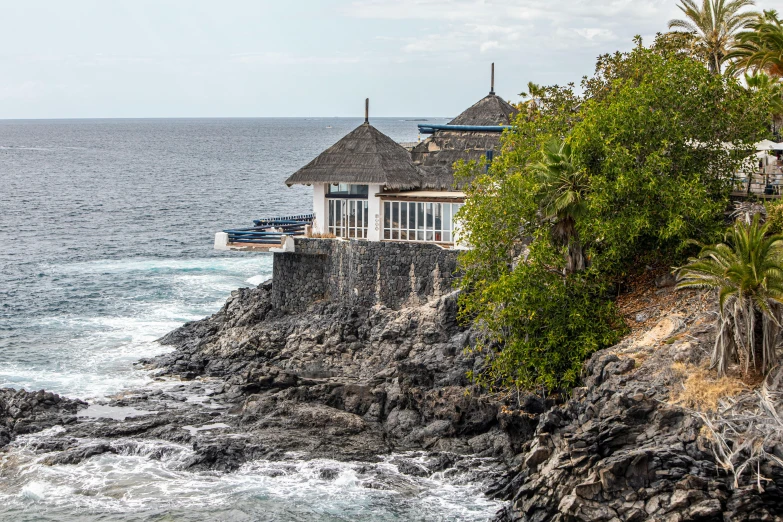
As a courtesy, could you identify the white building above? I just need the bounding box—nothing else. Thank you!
[216,66,518,250]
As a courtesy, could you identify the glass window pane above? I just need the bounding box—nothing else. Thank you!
[400,203,407,235]
[392,202,399,231]
[417,203,424,233]
[327,184,369,196]
[335,200,342,235]
[409,202,416,231]
[443,203,452,235]
[384,202,390,232]
[426,203,434,230]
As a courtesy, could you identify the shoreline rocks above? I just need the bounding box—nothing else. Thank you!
[146,279,527,465]
[494,291,783,521]
[0,388,86,449]
[5,278,783,520]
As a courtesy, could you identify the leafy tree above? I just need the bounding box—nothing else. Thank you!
[668,0,758,74]
[676,217,783,376]
[653,30,711,63]
[574,45,767,274]
[744,71,783,135]
[457,40,769,395]
[463,240,623,393]
[726,9,783,77]
[530,139,589,273]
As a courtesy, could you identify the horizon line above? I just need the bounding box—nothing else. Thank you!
[0,115,453,122]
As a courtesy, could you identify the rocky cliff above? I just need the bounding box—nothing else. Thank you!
[150,280,531,465]
[0,388,86,449]
[494,290,783,521]
[4,271,783,520]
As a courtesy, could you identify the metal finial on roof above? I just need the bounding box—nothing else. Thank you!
[490,63,495,95]
[365,98,369,124]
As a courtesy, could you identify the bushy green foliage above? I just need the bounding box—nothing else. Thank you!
[575,44,766,274]
[457,38,770,396]
[765,199,783,234]
[463,240,624,393]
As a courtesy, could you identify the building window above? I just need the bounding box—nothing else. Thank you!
[382,201,463,243]
[328,198,369,239]
[327,184,369,197]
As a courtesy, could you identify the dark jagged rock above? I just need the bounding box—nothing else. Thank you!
[8,275,783,520]
[495,294,783,522]
[42,443,117,466]
[0,388,86,449]
[147,281,521,464]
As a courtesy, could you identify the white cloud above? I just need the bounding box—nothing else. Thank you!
[574,28,617,41]
[230,52,364,66]
[480,40,500,52]
[347,0,680,60]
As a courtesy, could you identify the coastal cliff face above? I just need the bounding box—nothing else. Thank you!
[495,291,783,522]
[3,240,783,520]
[152,280,529,464]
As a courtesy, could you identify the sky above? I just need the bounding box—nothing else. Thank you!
[0,0,773,119]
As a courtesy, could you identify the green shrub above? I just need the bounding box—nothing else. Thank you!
[766,200,783,235]
[463,241,624,393]
[457,37,770,396]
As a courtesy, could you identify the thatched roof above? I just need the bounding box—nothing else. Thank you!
[285,123,423,190]
[448,94,518,126]
[411,93,518,190]
[411,132,504,190]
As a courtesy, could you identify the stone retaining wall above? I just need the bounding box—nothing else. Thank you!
[271,238,460,311]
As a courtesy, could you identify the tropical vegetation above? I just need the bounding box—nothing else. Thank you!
[530,139,588,274]
[668,0,758,74]
[726,9,783,77]
[456,32,772,396]
[675,217,783,377]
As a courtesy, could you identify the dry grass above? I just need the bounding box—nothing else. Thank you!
[671,363,747,411]
[615,268,684,334]
[307,232,337,239]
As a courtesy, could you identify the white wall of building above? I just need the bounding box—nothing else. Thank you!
[312,183,327,235]
[367,184,382,241]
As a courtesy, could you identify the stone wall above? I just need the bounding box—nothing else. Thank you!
[271,238,460,311]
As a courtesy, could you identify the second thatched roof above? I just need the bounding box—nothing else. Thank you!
[449,93,518,126]
[411,93,519,190]
[285,123,423,190]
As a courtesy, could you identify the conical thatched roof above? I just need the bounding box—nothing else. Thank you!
[285,123,423,189]
[448,93,518,126]
[411,131,505,190]
[412,93,519,190]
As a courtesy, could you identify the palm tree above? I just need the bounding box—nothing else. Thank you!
[668,0,758,75]
[726,10,783,77]
[744,71,783,135]
[675,216,783,377]
[519,82,544,117]
[530,139,589,274]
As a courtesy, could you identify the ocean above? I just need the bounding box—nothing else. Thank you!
[0,118,501,520]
